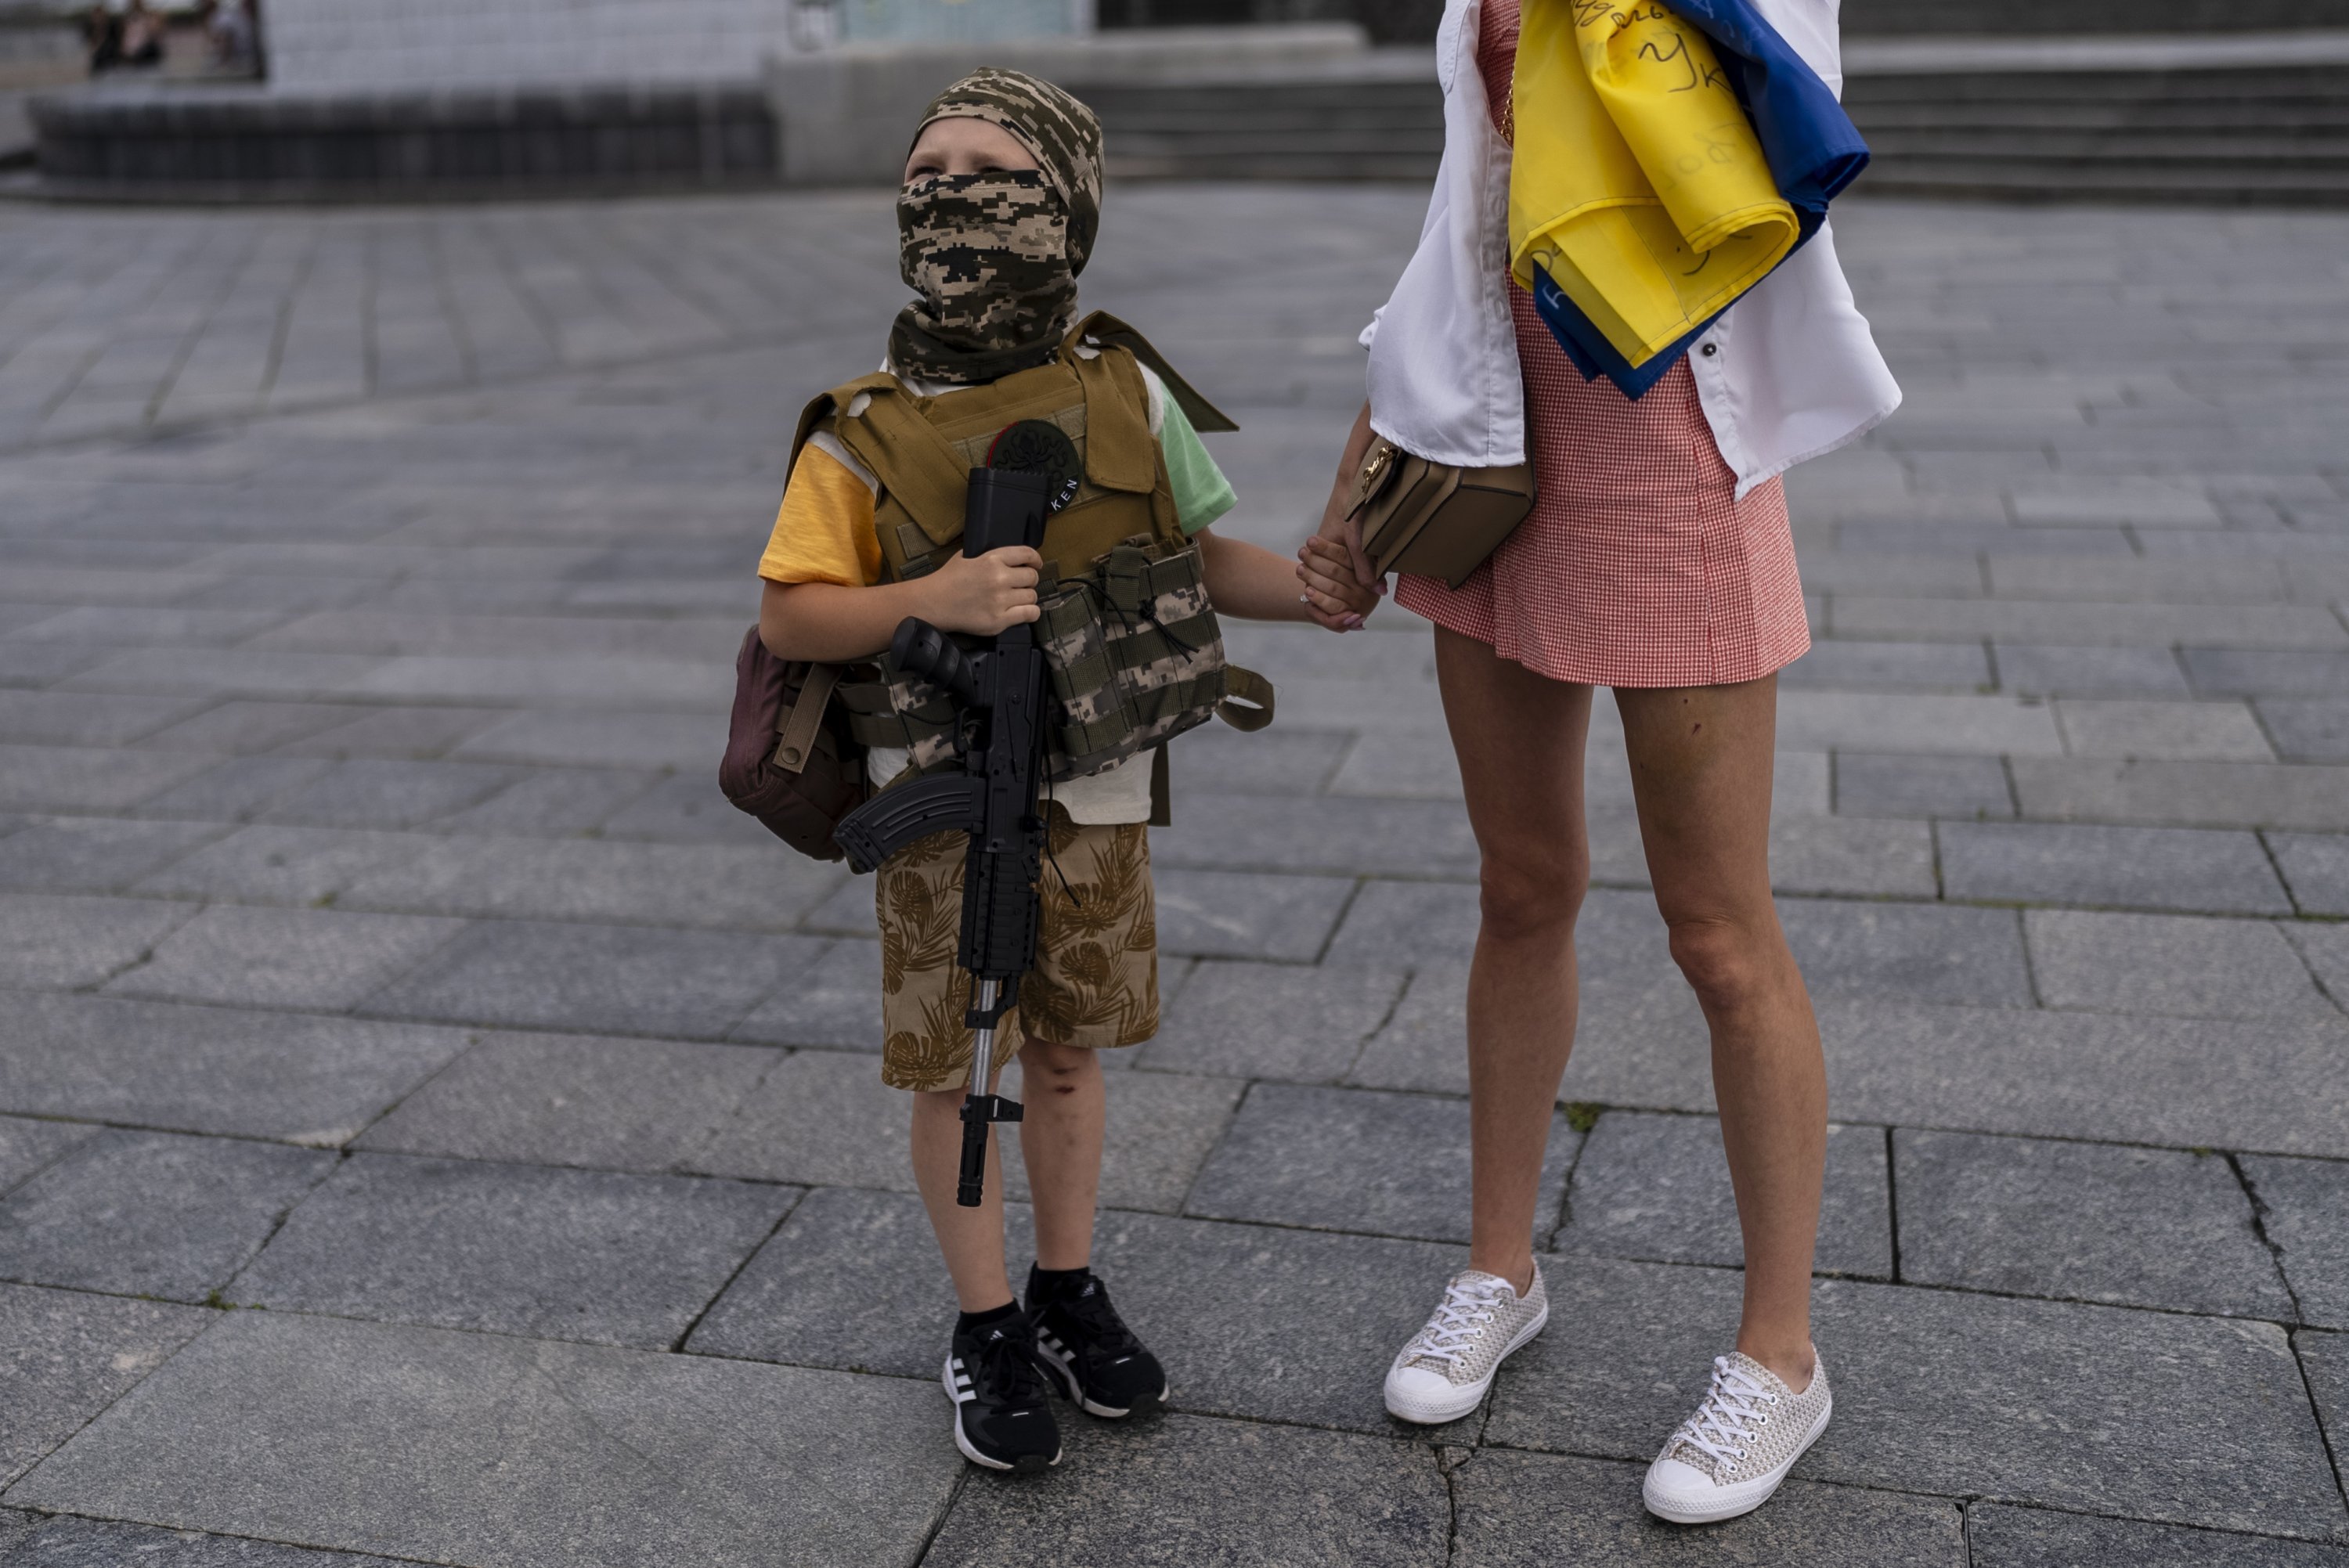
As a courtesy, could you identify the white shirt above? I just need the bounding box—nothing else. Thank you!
[1359,0,1901,498]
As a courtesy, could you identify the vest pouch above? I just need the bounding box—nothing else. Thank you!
[1039,539,1231,782]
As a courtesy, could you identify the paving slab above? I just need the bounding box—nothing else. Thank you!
[4,1310,958,1568]
[128,756,338,822]
[2274,834,2349,917]
[0,894,193,990]
[2025,909,2336,1020]
[0,1517,410,1566]
[1820,999,2349,1157]
[1965,1504,2349,1568]
[128,699,380,755]
[1765,815,1939,897]
[449,708,716,770]
[132,824,419,906]
[361,921,823,1040]
[1153,795,1478,879]
[2240,1156,2349,1332]
[2302,1332,2349,1494]
[0,690,200,748]
[997,1066,1243,1215]
[685,1048,917,1191]
[1186,1083,1575,1246]
[1781,638,1990,691]
[356,1032,781,1173]
[2010,759,2349,833]
[0,1281,210,1488]
[277,706,513,761]
[233,1153,794,1348]
[2183,648,2349,697]
[104,904,467,1012]
[1485,1256,2347,1540]
[1323,879,1481,968]
[0,744,215,813]
[924,1413,1450,1568]
[1557,1112,1891,1280]
[1895,1130,2292,1318]
[2260,699,2349,764]
[1779,899,2030,1008]
[594,770,778,845]
[2054,698,2273,761]
[1939,820,2293,914]
[256,758,529,829]
[726,938,883,1051]
[686,1187,1038,1376]
[430,766,662,838]
[1994,643,2191,697]
[1084,1209,1474,1436]
[0,816,218,893]
[333,833,843,930]
[1451,1451,1966,1567]
[1152,867,1358,961]
[1831,751,2012,820]
[0,1130,335,1303]
[0,1119,96,1202]
[0,993,471,1146]
[1136,961,1402,1082]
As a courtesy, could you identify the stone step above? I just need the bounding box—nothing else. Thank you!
[1085,34,2349,204]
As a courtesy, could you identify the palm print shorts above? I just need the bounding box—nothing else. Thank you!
[875,803,1159,1091]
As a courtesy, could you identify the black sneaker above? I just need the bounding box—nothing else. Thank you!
[942,1308,1062,1473]
[1026,1266,1169,1419]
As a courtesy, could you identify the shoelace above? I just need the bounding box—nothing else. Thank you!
[1053,1281,1142,1358]
[969,1325,1051,1405]
[1405,1274,1510,1372]
[1673,1356,1777,1473]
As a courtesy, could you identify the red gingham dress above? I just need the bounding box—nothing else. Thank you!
[1395,0,1810,688]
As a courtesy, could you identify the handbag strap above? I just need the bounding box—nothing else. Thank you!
[772,662,846,773]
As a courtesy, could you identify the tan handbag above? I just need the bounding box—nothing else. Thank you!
[1344,436,1536,589]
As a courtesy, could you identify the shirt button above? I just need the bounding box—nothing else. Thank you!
[1700,342,1719,357]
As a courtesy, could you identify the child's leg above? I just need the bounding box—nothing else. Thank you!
[1016,1035,1105,1271]
[911,1076,1015,1312]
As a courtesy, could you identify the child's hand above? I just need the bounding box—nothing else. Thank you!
[924,546,1044,636]
[1297,534,1380,632]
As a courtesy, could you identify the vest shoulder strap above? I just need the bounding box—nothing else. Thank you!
[1071,310,1239,434]
[823,377,971,550]
[788,372,897,472]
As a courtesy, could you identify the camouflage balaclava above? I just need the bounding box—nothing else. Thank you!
[889,68,1106,384]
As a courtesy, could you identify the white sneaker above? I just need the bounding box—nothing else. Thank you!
[1643,1350,1833,1524]
[1383,1267,1549,1425]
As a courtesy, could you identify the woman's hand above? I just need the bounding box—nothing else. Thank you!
[918,546,1043,636]
[1296,535,1377,631]
[1317,401,1387,596]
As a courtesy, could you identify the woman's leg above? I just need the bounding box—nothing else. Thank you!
[1433,625,1594,1293]
[1615,676,1824,1389]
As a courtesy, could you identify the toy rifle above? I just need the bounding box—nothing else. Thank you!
[832,464,1055,1208]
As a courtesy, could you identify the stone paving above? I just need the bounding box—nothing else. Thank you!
[0,183,2344,1565]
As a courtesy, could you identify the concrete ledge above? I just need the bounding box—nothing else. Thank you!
[29,78,776,201]
[767,23,1369,186]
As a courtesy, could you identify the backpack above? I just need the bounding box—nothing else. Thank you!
[718,628,868,862]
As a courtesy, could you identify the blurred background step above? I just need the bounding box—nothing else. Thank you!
[1088,29,2349,206]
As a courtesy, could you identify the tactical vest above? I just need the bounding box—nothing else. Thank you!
[789,313,1272,795]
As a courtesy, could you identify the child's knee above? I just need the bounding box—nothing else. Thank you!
[1019,1036,1098,1094]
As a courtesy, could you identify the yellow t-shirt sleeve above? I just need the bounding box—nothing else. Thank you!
[758,442,882,588]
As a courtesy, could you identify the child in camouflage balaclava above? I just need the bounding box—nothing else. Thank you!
[752,68,1374,1476]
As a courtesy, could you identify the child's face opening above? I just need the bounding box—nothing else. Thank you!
[904,117,1040,186]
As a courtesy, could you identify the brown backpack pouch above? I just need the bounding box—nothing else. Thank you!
[720,627,868,861]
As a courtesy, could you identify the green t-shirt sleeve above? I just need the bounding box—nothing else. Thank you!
[1154,384,1236,535]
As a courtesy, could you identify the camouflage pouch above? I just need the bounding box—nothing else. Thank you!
[1037,537,1239,781]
